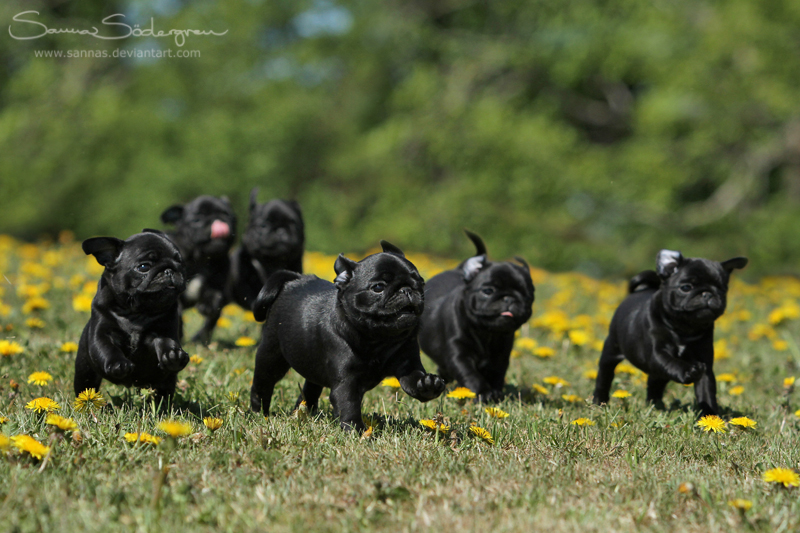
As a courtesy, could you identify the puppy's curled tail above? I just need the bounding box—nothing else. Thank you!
[628,270,661,294]
[252,270,302,322]
[464,229,488,257]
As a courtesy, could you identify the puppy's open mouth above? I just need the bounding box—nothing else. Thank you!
[397,305,418,315]
[500,311,514,318]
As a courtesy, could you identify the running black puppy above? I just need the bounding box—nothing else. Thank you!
[74,230,189,401]
[593,250,748,415]
[161,195,237,343]
[228,187,304,311]
[250,242,445,431]
[418,231,535,402]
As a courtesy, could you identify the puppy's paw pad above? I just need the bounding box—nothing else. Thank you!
[415,374,446,400]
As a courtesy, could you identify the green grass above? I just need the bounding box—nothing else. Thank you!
[1,240,800,532]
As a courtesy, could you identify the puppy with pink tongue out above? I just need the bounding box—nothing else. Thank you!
[161,195,237,343]
[418,230,535,402]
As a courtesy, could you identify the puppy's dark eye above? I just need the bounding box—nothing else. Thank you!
[372,283,386,293]
[135,263,151,273]
[679,284,692,292]
[481,287,495,295]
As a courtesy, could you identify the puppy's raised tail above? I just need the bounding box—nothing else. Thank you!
[252,270,302,322]
[628,270,661,294]
[464,229,488,257]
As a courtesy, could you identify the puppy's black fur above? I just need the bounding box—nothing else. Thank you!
[228,187,304,311]
[161,195,237,343]
[250,242,445,431]
[593,250,748,415]
[74,230,189,400]
[418,231,535,402]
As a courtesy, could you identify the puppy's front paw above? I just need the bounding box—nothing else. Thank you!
[682,362,707,384]
[412,373,446,401]
[155,339,190,371]
[105,358,135,380]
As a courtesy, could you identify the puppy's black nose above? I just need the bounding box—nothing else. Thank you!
[400,287,412,299]
[701,291,712,300]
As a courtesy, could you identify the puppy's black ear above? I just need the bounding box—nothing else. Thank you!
[287,200,303,218]
[464,229,488,257]
[160,205,184,224]
[463,255,487,282]
[334,254,357,286]
[142,228,166,236]
[513,256,530,270]
[721,257,748,274]
[82,237,124,267]
[249,187,259,212]
[656,250,683,278]
[380,240,405,257]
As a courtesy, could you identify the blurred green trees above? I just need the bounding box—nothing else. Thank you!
[2,0,800,276]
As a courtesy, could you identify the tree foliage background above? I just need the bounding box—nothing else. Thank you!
[2,0,800,277]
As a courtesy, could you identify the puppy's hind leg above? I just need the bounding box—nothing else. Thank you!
[296,381,323,413]
[250,336,291,416]
[329,383,366,432]
[74,343,103,397]
[646,376,669,410]
[593,336,624,405]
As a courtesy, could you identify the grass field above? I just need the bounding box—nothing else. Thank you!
[2,234,800,532]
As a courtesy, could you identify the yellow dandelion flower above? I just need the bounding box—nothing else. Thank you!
[562,394,583,403]
[380,377,401,388]
[748,323,776,341]
[716,373,736,383]
[447,387,476,400]
[60,342,78,353]
[515,337,537,352]
[157,420,192,438]
[234,336,257,347]
[773,339,789,351]
[469,426,494,445]
[784,376,795,388]
[22,297,50,314]
[728,499,752,511]
[189,355,204,364]
[616,363,641,376]
[571,418,594,426]
[216,317,232,329]
[228,391,240,402]
[27,371,53,386]
[25,397,60,413]
[534,347,556,358]
[0,416,8,424]
[543,376,569,387]
[124,432,161,445]
[591,340,605,351]
[729,417,756,429]
[72,294,93,312]
[696,415,726,433]
[419,419,449,433]
[763,468,800,488]
[45,414,77,432]
[0,340,24,357]
[25,317,45,329]
[485,407,510,419]
[11,435,50,460]
[532,384,549,395]
[203,417,223,431]
[0,434,10,453]
[583,369,598,380]
[729,385,745,396]
[612,390,631,399]
[73,388,106,411]
[714,339,731,360]
[678,482,695,494]
[568,330,591,346]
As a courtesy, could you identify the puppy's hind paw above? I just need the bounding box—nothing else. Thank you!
[410,374,446,402]
[478,389,504,403]
[682,362,707,384]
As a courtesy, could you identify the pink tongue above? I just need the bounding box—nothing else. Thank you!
[501,312,514,317]
[210,220,230,239]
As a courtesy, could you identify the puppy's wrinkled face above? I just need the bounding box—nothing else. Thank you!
[243,200,304,259]
[161,196,236,256]
[87,232,186,312]
[463,259,534,332]
[334,253,425,336]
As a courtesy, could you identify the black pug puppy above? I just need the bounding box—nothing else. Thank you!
[249,242,446,431]
[593,250,748,415]
[160,195,237,343]
[74,230,190,401]
[228,187,304,311]
[418,230,535,402]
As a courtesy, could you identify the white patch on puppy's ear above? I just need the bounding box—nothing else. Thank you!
[656,249,683,278]
[334,254,357,285]
[463,255,487,282]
